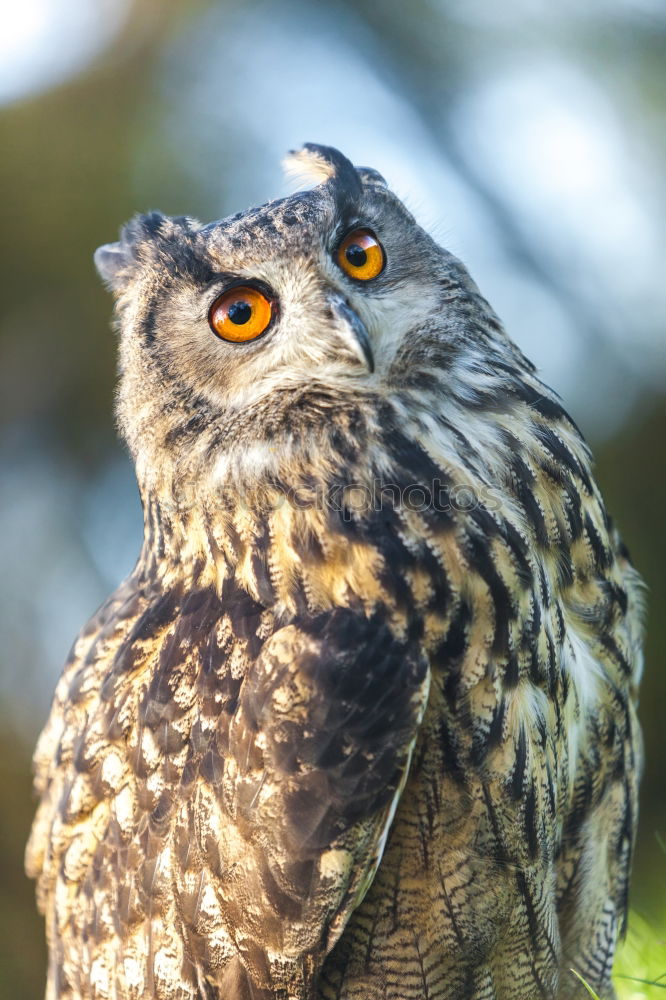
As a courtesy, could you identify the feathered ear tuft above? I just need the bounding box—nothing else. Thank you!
[283,146,340,187]
[356,166,388,188]
[94,212,170,294]
[94,242,133,292]
[282,143,362,215]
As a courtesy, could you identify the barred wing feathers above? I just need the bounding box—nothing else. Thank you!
[26,579,429,1000]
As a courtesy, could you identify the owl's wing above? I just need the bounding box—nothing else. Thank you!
[213,607,430,997]
[26,582,428,1000]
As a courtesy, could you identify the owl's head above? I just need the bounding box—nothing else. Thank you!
[96,144,529,501]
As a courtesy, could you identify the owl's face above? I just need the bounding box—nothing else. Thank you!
[96,145,521,493]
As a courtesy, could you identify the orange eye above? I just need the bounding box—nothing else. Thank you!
[336,228,385,281]
[209,285,274,342]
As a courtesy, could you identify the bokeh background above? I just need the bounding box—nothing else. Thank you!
[1,0,664,996]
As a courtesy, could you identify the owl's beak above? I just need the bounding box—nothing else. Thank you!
[327,294,375,374]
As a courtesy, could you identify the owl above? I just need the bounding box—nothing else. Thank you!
[26,144,644,1000]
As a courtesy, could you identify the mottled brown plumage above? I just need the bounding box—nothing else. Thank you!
[26,144,644,1000]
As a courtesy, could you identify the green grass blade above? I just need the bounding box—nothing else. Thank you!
[570,968,604,999]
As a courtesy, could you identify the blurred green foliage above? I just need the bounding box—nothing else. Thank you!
[0,731,46,998]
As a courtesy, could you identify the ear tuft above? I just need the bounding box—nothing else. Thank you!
[93,212,171,294]
[283,146,339,188]
[94,242,133,291]
[282,143,362,216]
[356,166,388,188]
